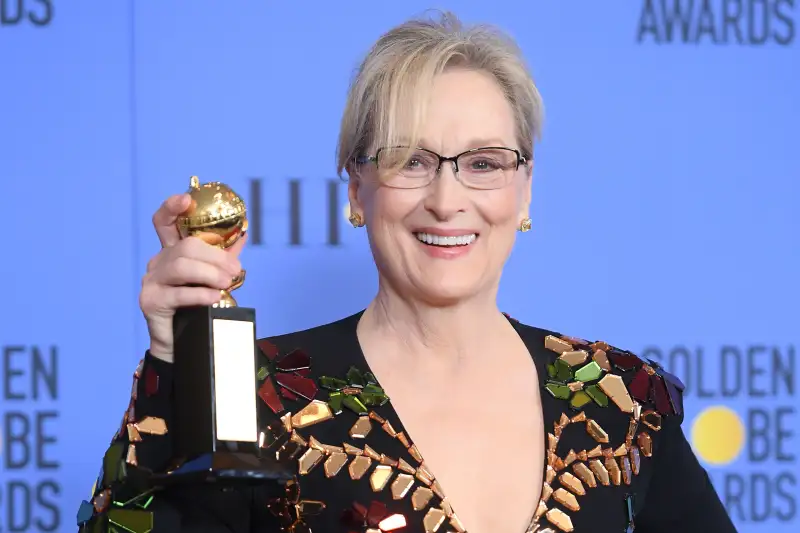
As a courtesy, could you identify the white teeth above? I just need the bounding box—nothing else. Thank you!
[414,232,477,247]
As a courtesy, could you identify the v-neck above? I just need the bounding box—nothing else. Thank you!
[338,310,561,533]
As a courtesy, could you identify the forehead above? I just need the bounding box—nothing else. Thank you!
[420,68,516,151]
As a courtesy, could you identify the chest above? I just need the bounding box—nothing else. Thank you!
[385,372,546,533]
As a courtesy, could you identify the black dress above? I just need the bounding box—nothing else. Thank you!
[77,311,737,533]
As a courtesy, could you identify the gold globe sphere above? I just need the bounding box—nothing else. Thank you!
[176,176,248,249]
[176,176,248,307]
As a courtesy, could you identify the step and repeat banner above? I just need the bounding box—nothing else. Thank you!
[1,1,797,532]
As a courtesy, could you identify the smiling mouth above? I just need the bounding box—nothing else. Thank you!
[414,232,478,247]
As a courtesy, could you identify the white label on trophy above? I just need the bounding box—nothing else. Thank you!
[211,318,258,443]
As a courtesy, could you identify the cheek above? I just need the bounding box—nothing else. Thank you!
[478,188,522,226]
[367,188,420,227]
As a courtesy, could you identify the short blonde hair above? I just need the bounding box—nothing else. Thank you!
[336,10,544,177]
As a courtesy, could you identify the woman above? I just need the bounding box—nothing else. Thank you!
[78,11,736,533]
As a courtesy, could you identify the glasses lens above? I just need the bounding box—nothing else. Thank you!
[377,147,439,187]
[458,148,518,189]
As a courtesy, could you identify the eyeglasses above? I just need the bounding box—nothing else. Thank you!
[355,146,528,190]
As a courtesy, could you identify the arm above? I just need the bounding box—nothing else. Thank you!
[637,410,738,533]
[77,353,257,533]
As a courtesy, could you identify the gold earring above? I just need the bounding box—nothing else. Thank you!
[518,217,532,232]
[349,212,364,228]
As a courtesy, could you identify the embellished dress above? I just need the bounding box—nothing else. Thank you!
[77,312,737,533]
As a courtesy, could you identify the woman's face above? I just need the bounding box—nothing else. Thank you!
[350,68,532,306]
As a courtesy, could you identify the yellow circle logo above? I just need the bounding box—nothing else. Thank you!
[691,406,746,465]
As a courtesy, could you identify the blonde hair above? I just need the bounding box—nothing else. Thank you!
[336,10,544,178]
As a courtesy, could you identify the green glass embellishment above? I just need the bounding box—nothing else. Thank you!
[342,394,368,415]
[570,390,592,409]
[102,443,126,487]
[553,359,573,382]
[585,384,609,407]
[257,366,269,380]
[346,366,366,388]
[328,391,344,414]
[547,364,557,378]
[319,376,347,391]
[108,509,154,533]
[545,382,571,400]
[575,361,603,382]
[320,366,389,415]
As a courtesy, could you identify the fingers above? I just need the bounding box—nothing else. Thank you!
[148,236,241,275]
[149,256,235,290]
[227,232,248,257]
[153,194,191,248]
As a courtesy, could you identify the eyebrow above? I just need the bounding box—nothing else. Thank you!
[417,138,512,152]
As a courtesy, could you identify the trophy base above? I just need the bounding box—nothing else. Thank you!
[152,451,294,486]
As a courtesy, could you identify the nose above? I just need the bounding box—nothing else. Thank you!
[422,162,468,221]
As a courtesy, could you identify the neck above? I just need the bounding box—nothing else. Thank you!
[359,276,507,367]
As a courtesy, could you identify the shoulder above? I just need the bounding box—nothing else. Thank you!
[257,311,362,355]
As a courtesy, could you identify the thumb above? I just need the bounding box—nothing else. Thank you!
[153,194,191,247]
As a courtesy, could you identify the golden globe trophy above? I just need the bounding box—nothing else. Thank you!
[159,176,291,486]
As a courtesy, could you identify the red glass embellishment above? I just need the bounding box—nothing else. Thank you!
[144,366,159,397]
[650,376,673,415]
[276,349,311,373]
[646,360,685,416]
[257,344,318,414]
[276,372,318,402]
[257,339,280,360]
[607,349,645,371]
[367,501,388,527]
[628,368,651,403]
[342,501,405,532]
[258,379,284,413]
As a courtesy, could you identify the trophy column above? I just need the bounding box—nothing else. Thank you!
[154,176,292,486]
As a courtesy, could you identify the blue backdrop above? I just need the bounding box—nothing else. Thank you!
[1,1,797,532]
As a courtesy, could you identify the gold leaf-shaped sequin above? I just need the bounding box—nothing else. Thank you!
[298,448,324,475]
[614,444,628,457]
[642,410,663,431]
[369,411,386,424]
[570,412,586,423]
[397,458,416,475]
[135,417,167,435]
[558,413,570,428]
[370,465,393,491]
[127,424,142,443]
[626,418,638,445]
[535,500,548,520]
[391,473,415,499]
[280,412,293,432]
[630,447,641,474]
[396,431,411,448]
[411,486,434,510]
[349,416,372,438]
[343,442,362,455]
[363,445,382,462]
[548,433,558,452]
[382,421,398,437]
[587,445,602,458]
[597,375,634,413]
[408,444,424,463]
[126,444,137,466]
[348,455,372,480]
[592,349,611,371]
[323,443,344,454]
[546,465,556,484]
[638,432,653,457]
[563,450,577,467]
[290,431,308,447]
[323,452,348,478]
[589,459,610,486]
[621,456,633,485]
[633,402,642,420]
[605,456,622,485]
[586,420,609,443]
[440,498,454,517]
[572,462,596,488]
[291,400,333,429]
[379,514,407,531]
[559,350,589,366]
[423,507,447,532]
[559,472,586,496]
[545,335,573,354]
[553,488,580,512]
[545,508,574,532]
[541,483,553,502]
[568,382,584,392]
[380,454,398,467]
[432,480,446,500]
[416,467,434,486]
[308,436,326,452]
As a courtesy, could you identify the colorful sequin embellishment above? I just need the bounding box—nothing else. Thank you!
[319,366,390,415]
[257,339,318,414]
[532,334,681,532]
